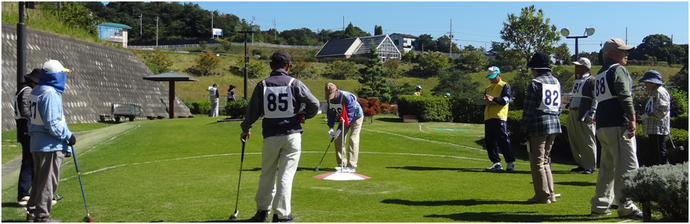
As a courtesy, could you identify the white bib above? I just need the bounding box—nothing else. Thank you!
[644,96,654,114]
[329,97,343,116]
[28,89,65,126]
[14,86,31,119]
[262,79,295,118]
[571,79,586,98]
[538,82,561,113]
[594,64,618,102]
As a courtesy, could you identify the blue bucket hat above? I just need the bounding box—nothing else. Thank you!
[486,66,500,79]
[638,70,663,85]
[445,92,451,97]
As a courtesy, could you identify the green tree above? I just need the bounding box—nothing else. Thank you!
[458,48,489,72]
[192,52,221,76]
[343,23,370,38]
[551,65,574,93]
[375,25,383,35]
[199,41,207,51]
[630,34,674,62]
[221,40,231,52]
[359,43,392,103]
[500,5,561,63]
[326,60,357,80]
[401,50,415,63]
[382,59,400,78]
[289,59,311,79]
[147,48,173,74]
[417,34,436,52]
[59,2,104,35]
[436,35,461,53]
[431,69,482,99]
[555,43,571,65]
[417,51,451,77]
[247,59,265,79]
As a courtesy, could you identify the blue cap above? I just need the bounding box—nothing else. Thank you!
[638,70,663,85]
[415,85,422,90]
[486,66,500,79]
[445,92,451,97]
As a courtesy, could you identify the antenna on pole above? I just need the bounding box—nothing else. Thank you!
[251,13,255,44]
[449,19,453,57]
[625,27,628,45]
[274,17,277,40]
[343,16,345,30]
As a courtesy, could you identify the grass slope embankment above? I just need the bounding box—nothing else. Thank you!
[1,115,650,222]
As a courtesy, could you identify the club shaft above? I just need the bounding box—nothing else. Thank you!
[71,147,90,216]
[316,138,334,169]
[233,141,246,213]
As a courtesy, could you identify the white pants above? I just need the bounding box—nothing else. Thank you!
[591,126,639,216]
[210,99,219,117]
[255,133,301,219]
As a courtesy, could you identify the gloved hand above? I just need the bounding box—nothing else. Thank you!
[328,128,334,138]
[68,135,76,146]
[334,129,342,137]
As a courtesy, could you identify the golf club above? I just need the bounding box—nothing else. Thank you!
[70,147,94,222]
[229,137,247,220]
[314,138,335,171]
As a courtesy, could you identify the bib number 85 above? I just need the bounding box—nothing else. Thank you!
[267,93,288,112]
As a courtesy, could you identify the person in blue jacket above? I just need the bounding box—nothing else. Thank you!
[325,83,364,173]
[26,60,75,222]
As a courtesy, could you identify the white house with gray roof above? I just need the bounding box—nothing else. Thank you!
[315,34,401,62]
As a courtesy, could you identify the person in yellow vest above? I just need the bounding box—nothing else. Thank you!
[414,85,422,96]
[483,66,515,171]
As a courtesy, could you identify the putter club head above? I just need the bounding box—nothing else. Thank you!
[314,167,319,171]
[84,216,94,222]
[229,210,239,220]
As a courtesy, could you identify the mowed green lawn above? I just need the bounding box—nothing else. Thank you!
[1,115,642,222]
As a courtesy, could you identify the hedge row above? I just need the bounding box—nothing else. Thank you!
[397,95,484,123]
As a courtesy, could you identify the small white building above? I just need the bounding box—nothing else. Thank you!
[97,22,131,48]
[389,33,417,53]
[315,34,401,62]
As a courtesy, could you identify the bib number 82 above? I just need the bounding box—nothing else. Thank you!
[544,90,559,106]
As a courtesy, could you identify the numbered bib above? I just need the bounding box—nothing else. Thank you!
[262,79,295,118]
[538,82,561,113]
[644,96,654,114]
[329,100,343,116]
[594,64,618,102]
[14,87,31,119]
[571,79,586,98]
[28,89,65,126]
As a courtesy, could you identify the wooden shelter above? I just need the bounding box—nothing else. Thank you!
[143,71,199,118]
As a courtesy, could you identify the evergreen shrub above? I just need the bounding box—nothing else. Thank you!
[449,98,483,124]
[671,114,688,130]
[397,95,452,122]
[621,162,688,221]
[191,101,210,115]
[225,100,249,118]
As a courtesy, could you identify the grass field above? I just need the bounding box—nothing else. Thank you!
[1,115,648,222]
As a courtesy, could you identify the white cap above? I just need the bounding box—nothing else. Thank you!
[42,60,71,73]
[572,57,592,69]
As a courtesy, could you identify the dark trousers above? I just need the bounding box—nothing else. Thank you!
[484,119,515,163]
[639,134,668,167]
[17,119,34,201]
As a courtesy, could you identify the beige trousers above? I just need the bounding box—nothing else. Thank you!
[335,116,363,168]
[566,112,597,170]
[591,126,639,216]
[529,134,556,202]
[255,133,301,219]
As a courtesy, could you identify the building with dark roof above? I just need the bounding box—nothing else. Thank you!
[315,34,401,62]
[389,33,418,52]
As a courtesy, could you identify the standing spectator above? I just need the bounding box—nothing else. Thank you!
[520,53,561,204]
[444,92,451,98]
[637,70,670,167]
[209,83,219,117]
[227,84,236,103]
[15,68,41,206]
[483,66,515,171]
[414,85,422,96]
[589,38,643,219]
[567,57,598,174]
[325,82,364,173]
[240,50,320,222]
[26,60,75,222]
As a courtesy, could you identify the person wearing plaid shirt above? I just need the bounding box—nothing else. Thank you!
[637,70,670,167]
[519,52,561,204]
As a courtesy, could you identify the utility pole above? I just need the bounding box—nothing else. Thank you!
[251,13,255,44]
[625,27,628,45]
[211,11,214,39]
[343,16,345,30]
[17,2,26,87]
[156,17,159,48]
[274,17,277,40]
[449,19,453,57]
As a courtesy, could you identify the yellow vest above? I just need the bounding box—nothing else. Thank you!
[484,80,509,120]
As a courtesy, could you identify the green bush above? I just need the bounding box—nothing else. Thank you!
[635,125,688,164]
[671,114,688,130]
[506,110,523,137]
[225,100,249,118]
[669,88,688,117]
[449,98,483,124]
[621,162,688,221]
[397,95,452,122]
[191,101,210,115]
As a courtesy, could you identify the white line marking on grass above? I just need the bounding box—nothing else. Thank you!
[59,151,484,181]
[363,128,485,152]
[618,220,633,223]
[418,124,428,133]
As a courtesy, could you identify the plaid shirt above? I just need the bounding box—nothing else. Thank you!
[520,71,562,137]
[641,86,671,135]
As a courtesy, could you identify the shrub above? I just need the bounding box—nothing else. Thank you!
[380,103,391,114]
[190,52,221,76]
[251,49,263,57]
[325,60,358,80]
[191,101,210,115]
[671,114,688,130]
[621,162,688,221]
[669,88,688,117]
[225,100,249,118]
[449,98,483,124]
[397,95,452,122]
[358,98,382,117]
[389,105,399,115]
[635,125,689,164]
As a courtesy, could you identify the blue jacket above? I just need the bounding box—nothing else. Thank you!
[326,90,363,131]
[28,70,72,153]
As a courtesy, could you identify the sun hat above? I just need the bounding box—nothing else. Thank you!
[486,66,500,79]
[572,57,592,69]
[526,52,551,70]
[24,68,42,83]
[601,38,634,53]
[638,70,663,85]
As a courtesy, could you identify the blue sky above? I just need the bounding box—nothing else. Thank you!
[193,1,689,55]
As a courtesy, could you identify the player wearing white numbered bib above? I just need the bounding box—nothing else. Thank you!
[520,52,562,205]
[208,83,219,117]
[14,69,41,207]
[589,38,643,220]
[325,83,363,173]
[240,50,320,222]
[567,57,598,174]
[26,60,75,222]
[636,70,670,167]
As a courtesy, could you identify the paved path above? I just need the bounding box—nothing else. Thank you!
[1,132,83,179]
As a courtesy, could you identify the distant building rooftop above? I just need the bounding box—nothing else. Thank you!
[99,22,132,30]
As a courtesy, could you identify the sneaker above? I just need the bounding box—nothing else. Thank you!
[26,212,35,222]
[272,214,294,223]
[486,163,503,171]
[583,169,595,175]
[248,210,270,222]
[18,196,30,206]
[345,167,356,173]
[506,163,515,171]
[550,194,557,203]
[35,216,61,222]
[334,167,342,171]
[51,200,57,206]
[590,209,612,217]
[526,198,551,204]
[619,209,643,220]
[571,166,586,172]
